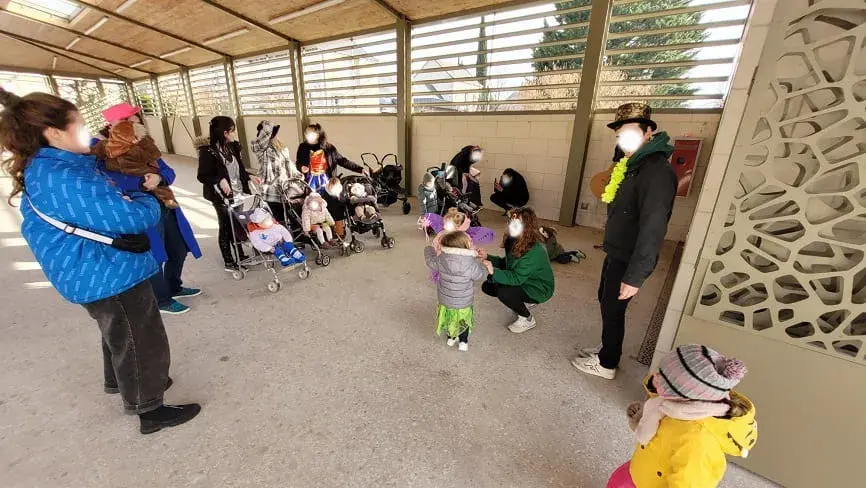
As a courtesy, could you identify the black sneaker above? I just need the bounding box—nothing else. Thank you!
[139,403,202,435]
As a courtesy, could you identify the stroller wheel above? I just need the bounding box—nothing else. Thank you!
[321,254,331,266]
[382,236,396,248]
[298,268,310,280]
[402,201,411,215]
[372,227,381,238]
[267,281,281,293]
[351,240,365,253]
[315,256,322,266]
[231,269,246,281]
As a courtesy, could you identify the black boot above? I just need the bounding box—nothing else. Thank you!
[139,403,202,435]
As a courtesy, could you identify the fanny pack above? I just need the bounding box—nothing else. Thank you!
[26,196,114,245]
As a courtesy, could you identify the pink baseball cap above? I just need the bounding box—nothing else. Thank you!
[102,102,142,124]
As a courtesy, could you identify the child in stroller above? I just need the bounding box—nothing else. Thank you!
[280,178,335,267]
[341,174,396,249]
[426,163,483,227]
[247,208,306,267]
[220,192,310,291]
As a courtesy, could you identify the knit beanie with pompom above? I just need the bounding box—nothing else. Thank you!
[656,344,747,402]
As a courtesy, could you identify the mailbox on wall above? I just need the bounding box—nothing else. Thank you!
[670,137,703,197]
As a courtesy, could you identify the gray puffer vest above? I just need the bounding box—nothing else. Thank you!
[424,245,488,309]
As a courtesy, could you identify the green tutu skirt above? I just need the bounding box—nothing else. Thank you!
[435,304,474,338]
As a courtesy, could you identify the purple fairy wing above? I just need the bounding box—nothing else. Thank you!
[423,213,445,233]
[467,226,495,245]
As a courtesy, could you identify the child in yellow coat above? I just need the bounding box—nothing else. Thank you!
[607,344,757,488]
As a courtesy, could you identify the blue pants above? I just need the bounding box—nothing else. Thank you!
[149,207,189,307]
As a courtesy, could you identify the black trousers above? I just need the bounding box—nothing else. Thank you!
[83,280,171,415]
[149,207,189,307]
[266,200,289,224]
[490,192,516,212]
[597,256,633,369]
[482,280,537,317]
[214,202,245,265]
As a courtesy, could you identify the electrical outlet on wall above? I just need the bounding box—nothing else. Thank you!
[579,202,590,210]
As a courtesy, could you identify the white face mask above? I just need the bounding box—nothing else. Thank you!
[617,129,645,154]
[444,221,456,232]
[305,133,318,144]
[507,219,524,238]
[470,150,483,163]
[327,184,343,197]
[260,216,274,228]
[424,181,435,190]
[132,122,148,139]
[76,124,92,148]
[501,176,512,185]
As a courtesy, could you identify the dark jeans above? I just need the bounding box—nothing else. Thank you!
[448,330,470,343]
[214,202,245,265]
[482,280,537,317]
[597,255,633,369]
[83,280,171,415]
[149,207,189,307]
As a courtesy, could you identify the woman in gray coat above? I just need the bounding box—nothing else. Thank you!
[424,231,489,352]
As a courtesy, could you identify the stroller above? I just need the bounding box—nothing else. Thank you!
[361,153,411,215]
[341,174,396,249]
[279,177,340,267]
[218,189,310,293]
[426,163,483,227]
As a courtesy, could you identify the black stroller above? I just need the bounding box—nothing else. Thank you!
[218,189,310,292]
[278,178,339,267]
[341,174,396,249]
[427,163,483,227]
[361,153,411,215]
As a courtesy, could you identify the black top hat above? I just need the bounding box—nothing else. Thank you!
[607,102,657,131]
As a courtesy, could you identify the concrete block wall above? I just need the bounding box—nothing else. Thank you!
[412,114,574,222]
[574,112,721,240]
[165,116,198,158]
[310,115,398,172]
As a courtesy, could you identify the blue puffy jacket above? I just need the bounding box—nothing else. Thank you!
[20,147,161,304]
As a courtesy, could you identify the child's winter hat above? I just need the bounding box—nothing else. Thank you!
[250,208,271,224]
[656,344,747,402]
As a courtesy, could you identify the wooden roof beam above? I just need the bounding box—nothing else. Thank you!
[198,1,299,44]
[0,31,124,78]
[1,30,153,75]
[368,0,409,21]
[0,7,185,68]
[73,1,229,57]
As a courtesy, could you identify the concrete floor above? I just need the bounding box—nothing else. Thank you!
[0,155,778,488]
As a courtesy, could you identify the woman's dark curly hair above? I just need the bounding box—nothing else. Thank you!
[503,206,544,258]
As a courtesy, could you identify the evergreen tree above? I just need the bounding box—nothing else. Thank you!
[531,0,708,106]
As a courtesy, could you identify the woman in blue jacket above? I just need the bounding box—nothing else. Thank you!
[96,103,202,315]
[0,89,200,435]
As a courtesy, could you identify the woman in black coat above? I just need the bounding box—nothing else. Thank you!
[490,168,529,213]
[295,123,365,193]
[196,116,259,271]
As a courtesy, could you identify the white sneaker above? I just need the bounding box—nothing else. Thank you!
[571,354,616,380]
[446,337,458,347]
[527,302,539,310]
[458,342,469,352]
[508,315,537,334]
[577,343,603,358]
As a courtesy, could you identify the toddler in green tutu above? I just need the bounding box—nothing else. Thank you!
[424,231,489,352]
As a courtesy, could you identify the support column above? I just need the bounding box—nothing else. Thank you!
[396,18,412,194]
[47,75,60,96]
[289,41,308,144]
[125,81,135,105]
[150,74,175,154]
[181,67,202,137]
[223,57,252,169]
[558,0,612,226]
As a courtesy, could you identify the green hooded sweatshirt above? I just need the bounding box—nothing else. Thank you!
[489,242,555,303]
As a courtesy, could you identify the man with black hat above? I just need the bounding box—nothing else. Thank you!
[572,102,677,380]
